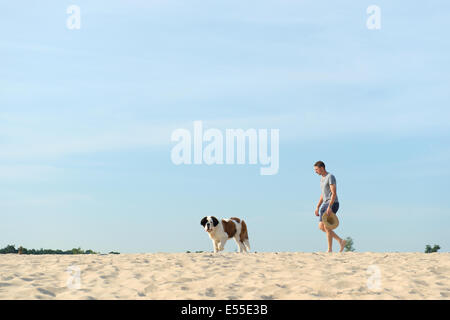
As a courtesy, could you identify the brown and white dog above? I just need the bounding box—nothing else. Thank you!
[200,216,250,253]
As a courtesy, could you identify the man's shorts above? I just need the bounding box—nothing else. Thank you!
[319,202,339,222]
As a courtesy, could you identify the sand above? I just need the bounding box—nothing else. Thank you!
[0,252,448,300]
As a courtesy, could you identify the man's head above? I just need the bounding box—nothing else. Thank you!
[314,161,327,175]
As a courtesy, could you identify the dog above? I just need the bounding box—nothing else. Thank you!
[200,216,250,253]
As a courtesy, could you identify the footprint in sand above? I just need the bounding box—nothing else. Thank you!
[20,278,34,282]
[238,272,250,278]
[408,289,423,295]
[204,288,215,297]
[36,288,56,297]
[0,282,12,288]
[334,280,354,289]
[144,284,157,293]
[413,279,428,286]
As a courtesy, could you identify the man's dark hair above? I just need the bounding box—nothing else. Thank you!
[314,161,325,168]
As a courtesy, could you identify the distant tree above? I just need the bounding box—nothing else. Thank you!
[0,244,18,254]
[344,237,355,252]
[72,247,83,254]
[0,245,99,255]
[425,244,440,253]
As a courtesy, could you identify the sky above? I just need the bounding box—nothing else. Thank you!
[0,0,449,253]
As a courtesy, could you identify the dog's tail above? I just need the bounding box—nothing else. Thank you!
[240,220,250,251]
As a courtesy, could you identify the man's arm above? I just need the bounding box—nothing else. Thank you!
[315,194,323,216]
[327,184,337,210]
[317,194,323,209]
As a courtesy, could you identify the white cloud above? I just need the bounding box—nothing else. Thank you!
[0,192,94,209]
[0,104,448,160]
[0,123,176,158]
[0,164,63,181]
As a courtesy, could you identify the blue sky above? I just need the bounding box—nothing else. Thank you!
[1,0,449,253]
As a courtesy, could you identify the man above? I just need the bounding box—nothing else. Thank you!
[314,161,346,253]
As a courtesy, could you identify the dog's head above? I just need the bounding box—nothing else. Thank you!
[200,216,219,233]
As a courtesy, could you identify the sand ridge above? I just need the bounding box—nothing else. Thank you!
[0,252,448,299]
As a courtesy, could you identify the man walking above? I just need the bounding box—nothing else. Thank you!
[314,161,346,252]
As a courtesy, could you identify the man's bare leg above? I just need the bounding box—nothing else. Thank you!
[319,222,333,252]
[325,229,333,252]
[325,227,347,252]
[330,229,346,252]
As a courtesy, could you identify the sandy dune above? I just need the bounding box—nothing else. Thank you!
[0,252,448,299]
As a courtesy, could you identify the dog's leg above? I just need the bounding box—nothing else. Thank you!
[240,241,247,253]
[243,239,250,252]
[212,239,219,253]
[218,239,226,252]
[233,236,244,253]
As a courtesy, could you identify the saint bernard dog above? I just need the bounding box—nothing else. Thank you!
[200,216,250,253]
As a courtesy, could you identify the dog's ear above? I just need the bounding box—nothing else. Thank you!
[200,217,208,227]
[211,216,219,227]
